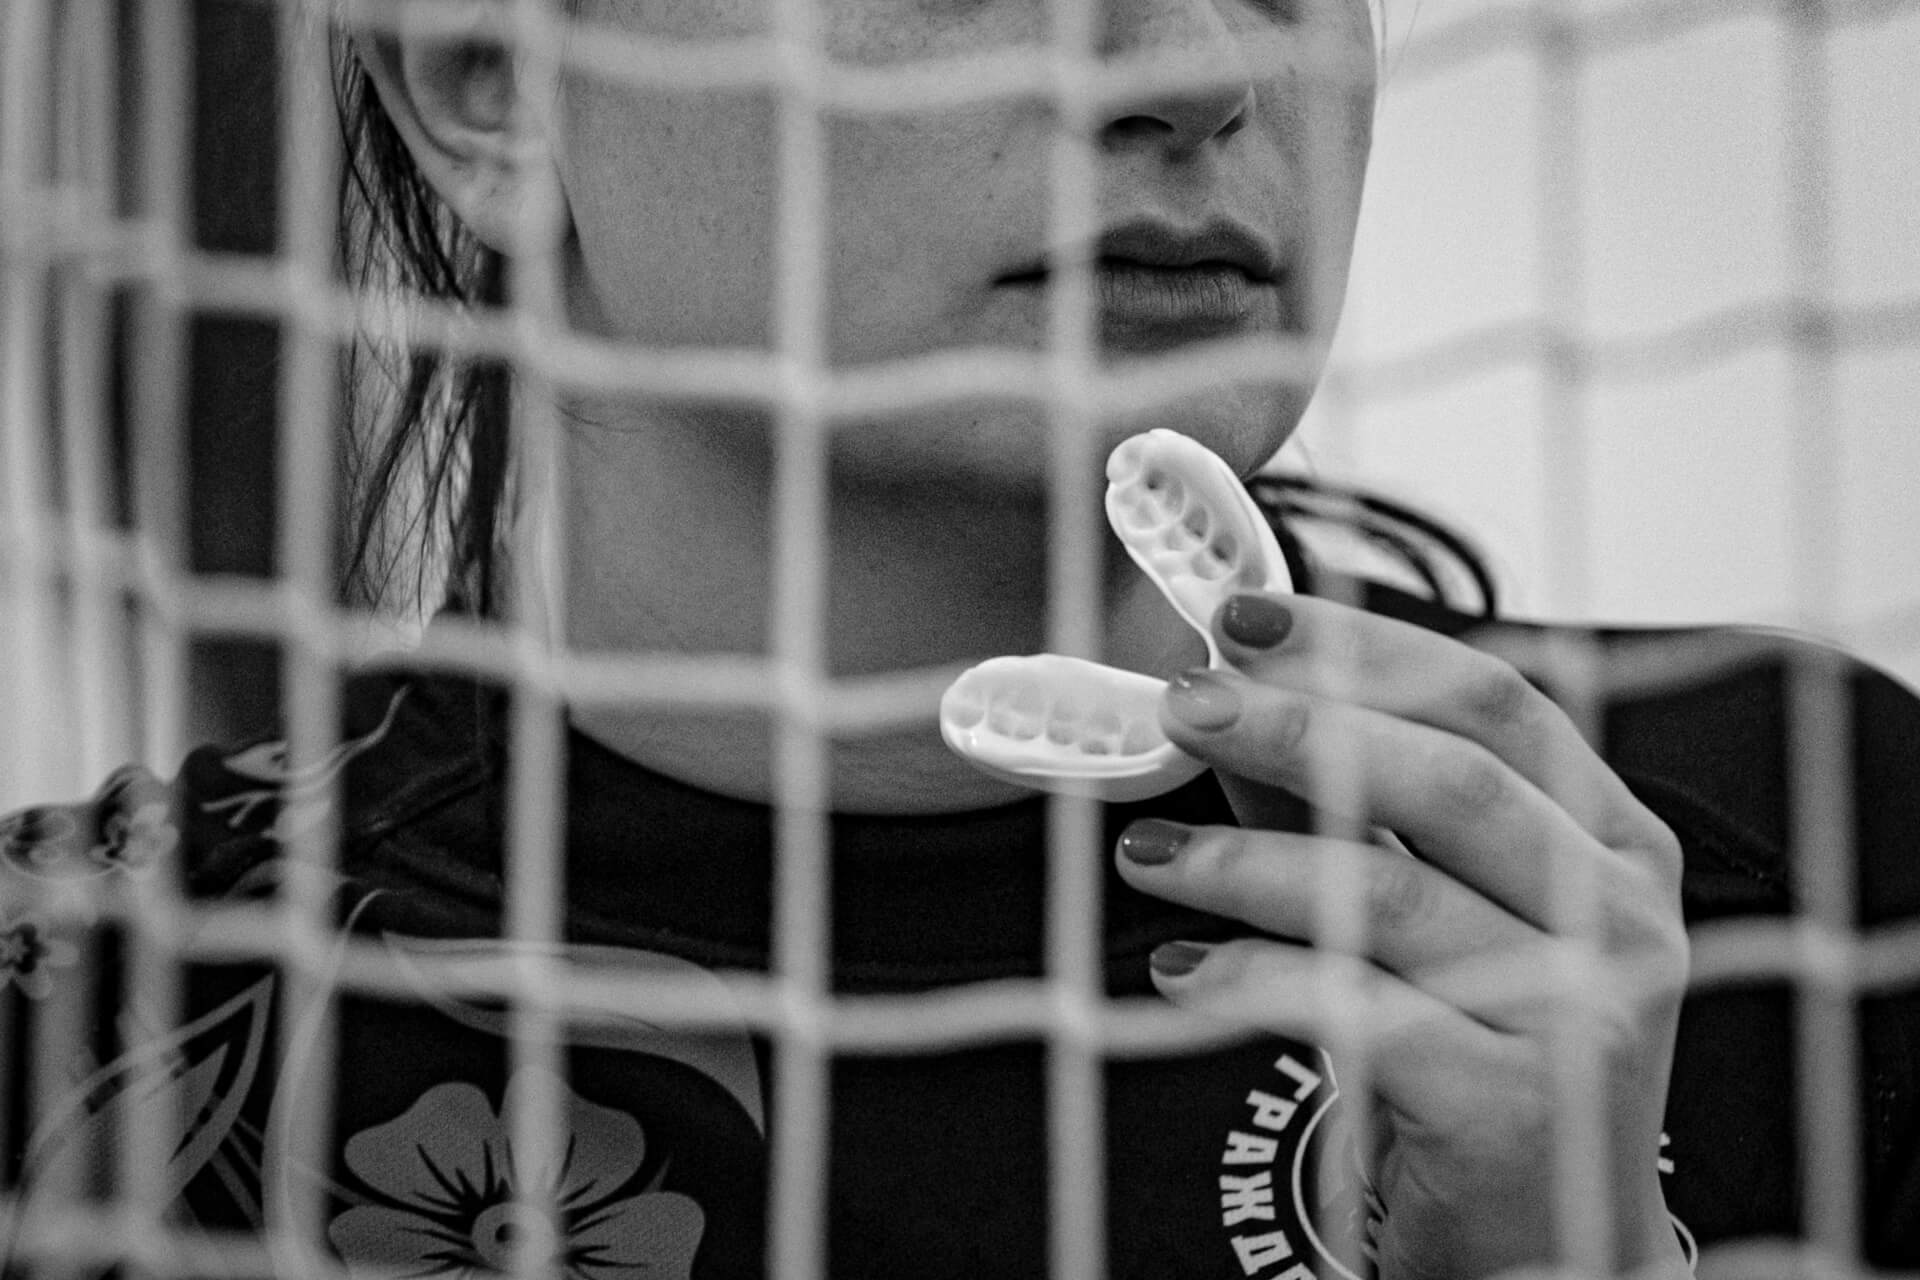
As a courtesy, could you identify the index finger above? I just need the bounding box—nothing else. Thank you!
[1212,592,1666,854]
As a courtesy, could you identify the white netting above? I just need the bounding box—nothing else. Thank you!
[1,1,1917,1279]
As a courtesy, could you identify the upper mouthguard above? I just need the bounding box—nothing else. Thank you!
[1104,429,1292,667]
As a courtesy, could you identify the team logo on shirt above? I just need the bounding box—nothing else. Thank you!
[1213,1049,1376,1280]
[1211,1052,1699,1278]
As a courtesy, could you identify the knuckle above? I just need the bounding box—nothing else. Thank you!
[1194,827,1256,887]
[1268,693,1313,761]
[1647,920,1691,993]
[1362,856,1431,934]
[1464,657,1542,734]
[1605,809,1686,890]
[1192,937,1254,991]
[1431,746,1510,819]
[1599,863,1691,993]
[1639,819,1685,883]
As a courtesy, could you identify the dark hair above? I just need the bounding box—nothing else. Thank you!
[332,2,1494,628]
[336,41,513,618]
[1254,473,1498,618]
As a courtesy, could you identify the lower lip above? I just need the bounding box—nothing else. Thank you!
[1007,263,1279,348]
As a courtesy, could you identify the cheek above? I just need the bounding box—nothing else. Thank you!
[561,86,782,347]
[822,105,1046,364]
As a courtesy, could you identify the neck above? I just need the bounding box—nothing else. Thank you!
[553,400,1203,813]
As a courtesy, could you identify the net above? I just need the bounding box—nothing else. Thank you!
[2,1,1918,1279]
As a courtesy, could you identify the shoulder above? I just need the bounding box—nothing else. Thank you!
[1358,580,1920,924]
[1504,620,1916,925]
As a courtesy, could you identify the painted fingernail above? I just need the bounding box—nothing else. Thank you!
[1166,669,1241,731]
[1119,818,1190,867]
[1222,594,1293,650]
[1150,940,1210,978]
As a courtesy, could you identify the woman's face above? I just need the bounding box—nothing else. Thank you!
[556,0,1377,487]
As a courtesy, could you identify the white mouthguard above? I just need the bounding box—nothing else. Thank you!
[938,654,1210,803]
[1104,429,1291,668]
[940,429,1292,801]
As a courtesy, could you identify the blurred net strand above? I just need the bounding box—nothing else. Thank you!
[337,0,1378,102]
[53,0,126,791]
[321,0,1914,98]
[0,4,118,1259]
[1781,0,1866,1270]
[10,209,1918,412]
[1038,0,1106,1272]
[39,1197,1920,1280]
[53,0,182,1269]
[1530,0,1618,1267]
[1396,0,1914,82]
[8,1228,1917,1280]
[1294,8,1388,1275]
[4,522,1914,732]
[127,0,194,783]
[761,0,836,1268]
[261,3,356,1278]
[1,0,61,812]
[487,3,577,1280]
[123,0,197,1267]
[14,896,1914,1042]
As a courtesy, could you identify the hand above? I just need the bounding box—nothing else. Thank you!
[1116,591,1692,1280]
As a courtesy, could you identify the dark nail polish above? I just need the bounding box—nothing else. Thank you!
[1119,818,1190,866]
[1166,669,1241,731]
[1150,940,1210,978]
[1222,594,1293,650]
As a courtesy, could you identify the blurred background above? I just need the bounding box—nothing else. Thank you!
[1293,0,1920,689]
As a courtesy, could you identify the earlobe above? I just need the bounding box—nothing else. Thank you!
[354,17,568,256]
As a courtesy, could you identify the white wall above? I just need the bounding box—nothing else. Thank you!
[1290,0,1920,690]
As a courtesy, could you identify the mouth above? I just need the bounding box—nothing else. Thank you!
[997,220,1294,349]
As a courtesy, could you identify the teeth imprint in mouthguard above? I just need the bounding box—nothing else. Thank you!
[937,655,1203,804]
[1104,430,1291,668]
[939,429,1293,802]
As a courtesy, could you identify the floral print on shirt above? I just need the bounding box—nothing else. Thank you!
[0,765,178,925]
[329,1068,706,1280]
[0,909,78,1000]
[202,687,408,841]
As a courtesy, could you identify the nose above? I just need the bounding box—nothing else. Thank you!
[1098,0,1256,156]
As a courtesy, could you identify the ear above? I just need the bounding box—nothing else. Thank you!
[355,5,568,255]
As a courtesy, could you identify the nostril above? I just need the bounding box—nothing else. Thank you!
[1098,114,1186,157]
[1097,82,1255,157]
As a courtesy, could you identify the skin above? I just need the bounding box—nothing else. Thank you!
[542,0,1374,807]
[363,0,1693,1273]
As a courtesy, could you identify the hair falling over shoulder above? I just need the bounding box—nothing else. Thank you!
[336,40,512,620]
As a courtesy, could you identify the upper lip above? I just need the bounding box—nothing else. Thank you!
[1007,219,1284,285]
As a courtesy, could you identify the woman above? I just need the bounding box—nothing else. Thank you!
[2,1,1914,1277]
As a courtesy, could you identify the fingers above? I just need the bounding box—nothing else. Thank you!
[1115,820,1647,1035]
[1158,668,1649,929]
[1141,934,1523,1106]
[1117,818,1540,981]
[1211,592,1670,856]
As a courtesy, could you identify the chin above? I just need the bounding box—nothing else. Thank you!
[825,382,1308,499]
